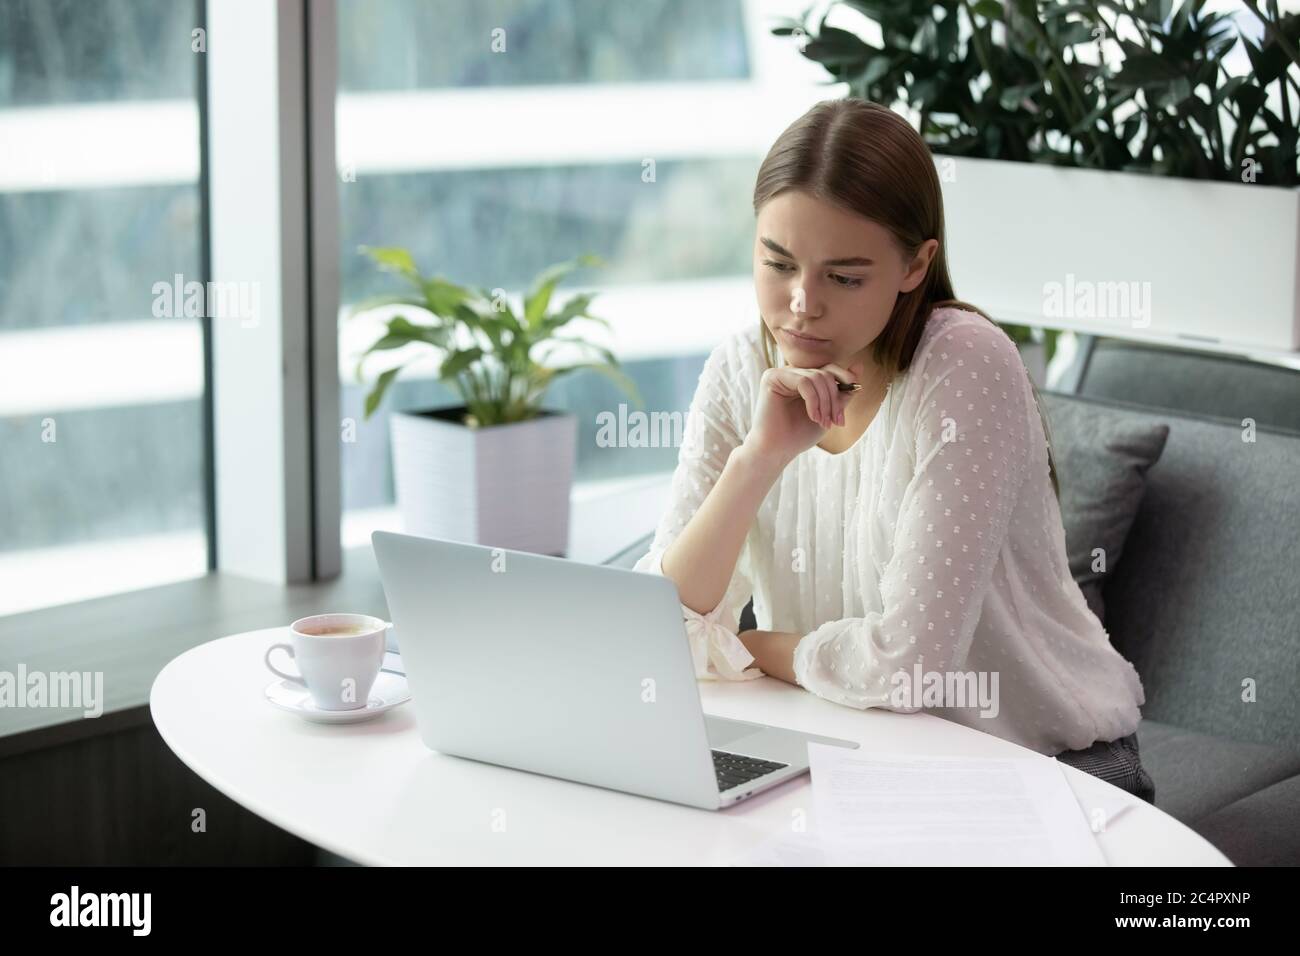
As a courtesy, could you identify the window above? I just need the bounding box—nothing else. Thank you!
[0,0,207,614]
[334,0,833,547]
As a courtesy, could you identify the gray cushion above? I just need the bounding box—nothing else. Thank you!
[1053,395,1300,749]
[1040,397,1170,625]
[1138,719,1300,824]
[1191,774,1300,866]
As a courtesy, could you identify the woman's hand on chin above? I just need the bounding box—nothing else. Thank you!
[745,363,858,466]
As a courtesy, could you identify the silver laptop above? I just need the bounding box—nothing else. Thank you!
[372,530,858,810]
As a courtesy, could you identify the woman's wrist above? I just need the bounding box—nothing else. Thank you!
[738,629,800,685]
[729,440,793,484]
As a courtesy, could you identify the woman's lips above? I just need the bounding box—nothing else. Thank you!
[781,327,830,346]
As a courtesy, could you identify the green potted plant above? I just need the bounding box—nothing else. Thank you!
[775,0,1300,354]
[349,248,643,556]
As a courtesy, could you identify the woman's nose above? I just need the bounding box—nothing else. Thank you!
[789,283,822,318]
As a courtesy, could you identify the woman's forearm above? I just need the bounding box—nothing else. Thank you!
[738,630,801,684]
[661,443,787,616]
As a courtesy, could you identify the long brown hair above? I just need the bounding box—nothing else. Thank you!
[752,98,1060,499]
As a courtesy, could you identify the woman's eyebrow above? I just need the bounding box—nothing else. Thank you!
[760,237,874,267]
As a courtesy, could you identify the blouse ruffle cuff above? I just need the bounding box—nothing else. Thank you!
[644,547,764,682]
[683,611,764,681]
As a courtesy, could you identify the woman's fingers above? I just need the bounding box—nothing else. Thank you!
[772,366,858,429]
[820,363,859,425]
[812,371,837,428]
[820,362,857,387]
[833,377,850,425]
[763,367,799,399]
[818,372,839,428]
[811,369,842,429]
[809,375,833,428]
[790,369,855,429]
[797,376,825,427]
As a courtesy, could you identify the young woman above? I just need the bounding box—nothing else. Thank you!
[633,99,1153,802]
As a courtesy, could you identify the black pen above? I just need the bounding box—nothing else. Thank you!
[837,382,862,392]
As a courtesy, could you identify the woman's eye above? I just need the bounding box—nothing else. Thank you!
[763,259,861,288]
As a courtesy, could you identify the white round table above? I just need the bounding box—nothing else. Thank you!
[150,628,1232,866]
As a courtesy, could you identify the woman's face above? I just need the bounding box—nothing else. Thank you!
[754,189,938,374]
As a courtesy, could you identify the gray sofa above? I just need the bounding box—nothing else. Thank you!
[604,384,1300,866]
[1043,391,1300,865]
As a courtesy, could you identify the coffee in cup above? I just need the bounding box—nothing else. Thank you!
[295,621,374,637]
[265,613,390,711]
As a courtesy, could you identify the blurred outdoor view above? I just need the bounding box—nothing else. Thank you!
[0,0,832,612]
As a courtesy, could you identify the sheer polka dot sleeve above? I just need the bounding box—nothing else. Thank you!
[632,339,763,681]
[791,318,1032,708]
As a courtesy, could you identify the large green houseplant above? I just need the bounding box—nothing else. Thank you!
[775,0,1300,358]
[777,0,1298,182]
[348,248,643,556]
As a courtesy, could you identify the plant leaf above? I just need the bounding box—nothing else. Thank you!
[523,254,603,330]
[359,246,419,279]
[802,26,870,68]
[363,366,403,420]
[421,277,472,316]
[438,347,484,382]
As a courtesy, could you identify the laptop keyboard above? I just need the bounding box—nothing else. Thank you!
[712,749,789,793]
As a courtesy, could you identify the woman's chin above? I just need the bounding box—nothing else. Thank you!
[782,347,838,368]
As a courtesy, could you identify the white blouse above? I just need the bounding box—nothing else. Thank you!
[633,306,1145,756]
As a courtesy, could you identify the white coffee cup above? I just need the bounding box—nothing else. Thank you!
[265,613,390,711]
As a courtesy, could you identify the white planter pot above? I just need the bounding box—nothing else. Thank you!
[389,407,578,556]
[939,155,1300,352]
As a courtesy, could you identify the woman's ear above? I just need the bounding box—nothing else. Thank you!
[899,239,939,294]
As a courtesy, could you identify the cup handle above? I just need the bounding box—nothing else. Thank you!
[265,643,306,685]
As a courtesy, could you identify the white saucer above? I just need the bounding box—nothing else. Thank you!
[264,671,411,723]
